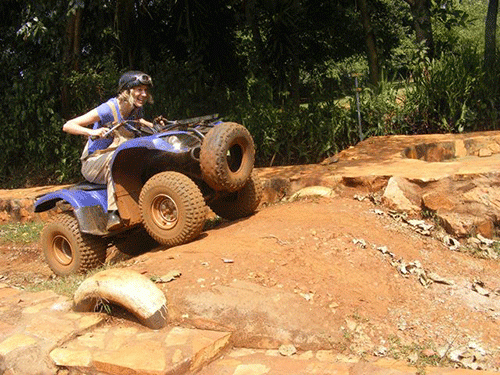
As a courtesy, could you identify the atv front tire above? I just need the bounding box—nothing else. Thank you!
[200,122,255,192]
[41,212,107,276]
[139,172,206,246]
[208,172,263,220]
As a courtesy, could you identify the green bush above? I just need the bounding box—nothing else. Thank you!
[2,0,500,188]
[402,46,496,134]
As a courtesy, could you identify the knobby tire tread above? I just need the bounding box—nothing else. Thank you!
[200,122,255,192]
[42,212,107,275]
[209,172,263,220]
[139,172,206,246]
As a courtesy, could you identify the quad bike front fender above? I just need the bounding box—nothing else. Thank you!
[111,132,199,159]
[109,133,203,227]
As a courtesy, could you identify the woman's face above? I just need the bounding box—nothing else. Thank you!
[130,85,149,107]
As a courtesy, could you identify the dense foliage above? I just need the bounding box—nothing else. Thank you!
[0,0,499,188]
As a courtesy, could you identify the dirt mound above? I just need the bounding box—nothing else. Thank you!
[120,194,499,367]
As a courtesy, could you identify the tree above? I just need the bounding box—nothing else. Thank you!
[358,0,380,86]
[403,0,435,57]
[484,0,498,72]
[62,1,84,118]
[115,0,137,68]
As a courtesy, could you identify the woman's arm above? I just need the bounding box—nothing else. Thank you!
[63,109,108,138]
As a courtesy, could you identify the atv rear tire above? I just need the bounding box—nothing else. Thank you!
[208,172,263,220]
[139,171,206,246]
[200,122,255,192]
[41,212,107,276]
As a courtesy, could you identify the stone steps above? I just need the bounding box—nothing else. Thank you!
[0,282,497,374]
[0,283,232,375]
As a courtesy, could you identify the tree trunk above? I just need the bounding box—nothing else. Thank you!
[358,0,379,86]
[244,0,270,77]
[290,52,300,108]
[115,0,136,68]
[61,5,83,119]
[404,0,434,58]
[484,0,498,72]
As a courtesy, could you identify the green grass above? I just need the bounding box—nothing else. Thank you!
[25,264,116,297]
[387,335,456,373]
[26,273,89,296]
[0,221,43,245]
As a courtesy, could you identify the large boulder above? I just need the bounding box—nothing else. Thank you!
[380,173,500,238]
[382,177,422,214]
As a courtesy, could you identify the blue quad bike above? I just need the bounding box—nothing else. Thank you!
[35,115,262,276]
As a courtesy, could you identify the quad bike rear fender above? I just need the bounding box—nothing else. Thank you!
[34,188,109,236]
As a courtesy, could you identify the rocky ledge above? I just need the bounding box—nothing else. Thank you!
[2,131,500,239]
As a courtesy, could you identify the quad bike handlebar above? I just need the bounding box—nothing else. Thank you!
[90,114,220,141]
[90,120,152,141]
[153,113,219,130]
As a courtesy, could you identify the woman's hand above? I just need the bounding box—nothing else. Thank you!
[90,127,109,139]
[139,118,155,128]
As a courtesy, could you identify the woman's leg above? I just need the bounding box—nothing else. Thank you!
[81,151,117,211]
[81,152,122,230]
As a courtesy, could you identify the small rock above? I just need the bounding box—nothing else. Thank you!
[155,270,182,283]
[437,346,448,358]
[353,238,366,248]
[407,352,419,363]
[377,246,394,257]
[421,348,437,357]
[443,235,460,251]
[300,293,314,302]
[407,219,434,234]
[278,344,297,357]
[479,148,492,157]
[374,346,387,356]
[468,341,486,356]
[428,272,454,285]
[477,234,495,246]
[377,246,388,254]
[50,301,72,312]
[398,261,408,275]
[461,357,480,370]
[345,318,357,331]
[397,320,407,331]
[448,348,465,362]
[472,282,490,297]
[289,186,335,201]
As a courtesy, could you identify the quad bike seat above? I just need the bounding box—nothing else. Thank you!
[68,182,107,191]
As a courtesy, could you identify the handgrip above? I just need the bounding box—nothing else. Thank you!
[89,122,124,140]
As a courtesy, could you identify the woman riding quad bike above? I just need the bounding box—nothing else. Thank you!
[36,111,262,276]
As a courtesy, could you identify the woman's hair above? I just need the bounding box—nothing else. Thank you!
[117,87,154,106]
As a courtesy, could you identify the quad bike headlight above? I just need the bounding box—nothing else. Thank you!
[167,135,183,151]
[166,133,201,151]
